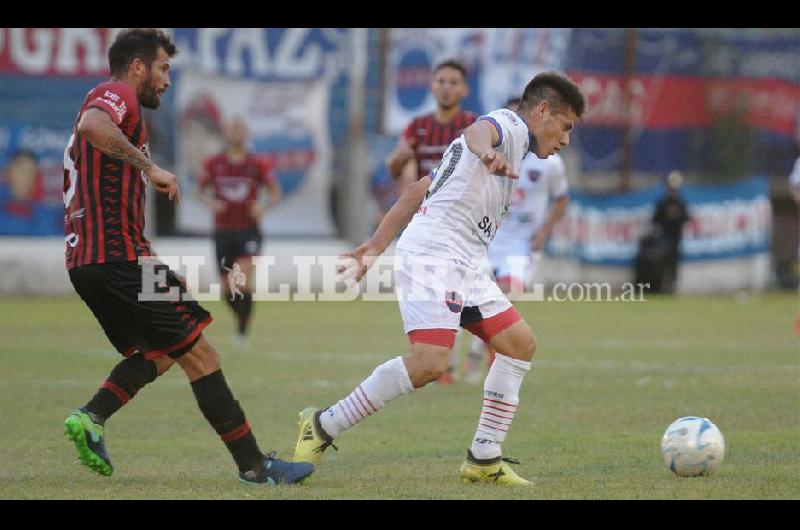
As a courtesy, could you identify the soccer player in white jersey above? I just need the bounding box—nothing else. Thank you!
[790,153,800,335]
[462,96,571,382]
[292,72,585,485]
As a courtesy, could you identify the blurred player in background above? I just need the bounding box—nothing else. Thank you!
[62,29,311,486]
[194,117,282,345]
[387,59,476,195]
[386,59,476,383]
[294,72,585,486]
[789,151,800,335]
[462,96,570,383]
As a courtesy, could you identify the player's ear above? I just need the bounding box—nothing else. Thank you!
[130,57,145,77]
[537,100,550,119]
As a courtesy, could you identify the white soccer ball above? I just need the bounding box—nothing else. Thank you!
[660,416,725,477]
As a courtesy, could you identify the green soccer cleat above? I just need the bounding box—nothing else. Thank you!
[292,407,337,464]
[459,451,533,486]
[64,407,113,477]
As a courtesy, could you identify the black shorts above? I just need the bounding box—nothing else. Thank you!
[69,261,213,360]
[214,228,262,272]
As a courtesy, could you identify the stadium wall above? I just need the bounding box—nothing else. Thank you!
[0,237,771,296]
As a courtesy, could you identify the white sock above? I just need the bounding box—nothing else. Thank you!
[319,356,414,438]
[470,352,531,460]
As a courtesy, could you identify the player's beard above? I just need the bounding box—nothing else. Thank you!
[437,98,457,111]
[139,71,162,109]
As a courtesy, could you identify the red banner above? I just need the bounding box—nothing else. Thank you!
[568,71,799,136]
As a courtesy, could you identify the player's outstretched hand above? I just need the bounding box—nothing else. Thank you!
[148,165,181,202]
[480,150,518,179]
[338,241,381,286]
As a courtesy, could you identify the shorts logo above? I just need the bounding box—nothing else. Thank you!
[445,290,464,313]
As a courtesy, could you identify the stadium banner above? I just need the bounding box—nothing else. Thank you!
[168,29,349,236]
[175,71,335,236]
[564,29,800,172]
[549,177,772,265]
[383,28,573,134]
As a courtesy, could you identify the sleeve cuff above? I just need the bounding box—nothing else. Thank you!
[478,116,503,148]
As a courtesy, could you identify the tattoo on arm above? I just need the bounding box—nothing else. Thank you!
[100,133,154,172]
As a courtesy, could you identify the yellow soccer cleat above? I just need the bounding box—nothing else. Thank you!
[292,407,337,464]
[459,451,533,486]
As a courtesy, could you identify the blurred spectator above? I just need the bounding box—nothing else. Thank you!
[0,150,61,235]
[2,150,44,211]
[651,171,690,293]
[635,171,690,294]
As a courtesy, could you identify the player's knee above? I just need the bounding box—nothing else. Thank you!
[503,327,536,361]
[425,354,450,381]
[406,346,451,386]
[515,330,536,361]
[153,355,176,376]
[178,335,221,381]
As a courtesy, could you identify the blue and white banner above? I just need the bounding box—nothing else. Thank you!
[175,72,335,236]
[549,177,772,265]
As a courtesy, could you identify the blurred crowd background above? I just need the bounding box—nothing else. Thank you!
[1,28,798,294]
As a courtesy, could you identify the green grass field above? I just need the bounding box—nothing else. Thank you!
[1,293,798,499]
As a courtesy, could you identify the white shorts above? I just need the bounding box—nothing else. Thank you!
[487,242,541,286]
[394,249,513,334]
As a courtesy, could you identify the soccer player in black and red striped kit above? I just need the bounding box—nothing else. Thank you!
[387,59,477,199]
[62,28,312,486]
[194,117,282,344]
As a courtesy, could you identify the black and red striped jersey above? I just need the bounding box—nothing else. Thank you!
[197,153,276,232]
[401,110,477,179]
[63,80,151,271]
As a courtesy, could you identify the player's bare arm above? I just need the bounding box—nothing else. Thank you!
[78,107,180,201]
[387,137,416,179]
[342,174,432,282]
[533,195,569,251]
[463,120,518,179]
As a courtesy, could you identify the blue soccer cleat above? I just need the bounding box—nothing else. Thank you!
[239,451,315,486]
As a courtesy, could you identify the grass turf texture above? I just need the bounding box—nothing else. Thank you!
[0,293,797,499]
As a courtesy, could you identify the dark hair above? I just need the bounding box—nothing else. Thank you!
[505,96,522,108]
[520,71,585,118]
[433,59,468,80]
[108,28,177,77]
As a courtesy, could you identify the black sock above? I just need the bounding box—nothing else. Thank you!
[232,293,253,335]
[85,354,158,421]
[190,369,263,473]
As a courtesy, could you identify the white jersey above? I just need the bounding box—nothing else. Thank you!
[396,109,531,267]
[488,153,568,259]
[790,156,800,190]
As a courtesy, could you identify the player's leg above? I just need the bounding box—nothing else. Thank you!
[216,231,236,311]
[64,263,179,476]
[229,230,261,343]
[459,278,535,485]
[464,257,525,384]
[178,334,313,485]
[292,335,453,464]
[292,250,462,464]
